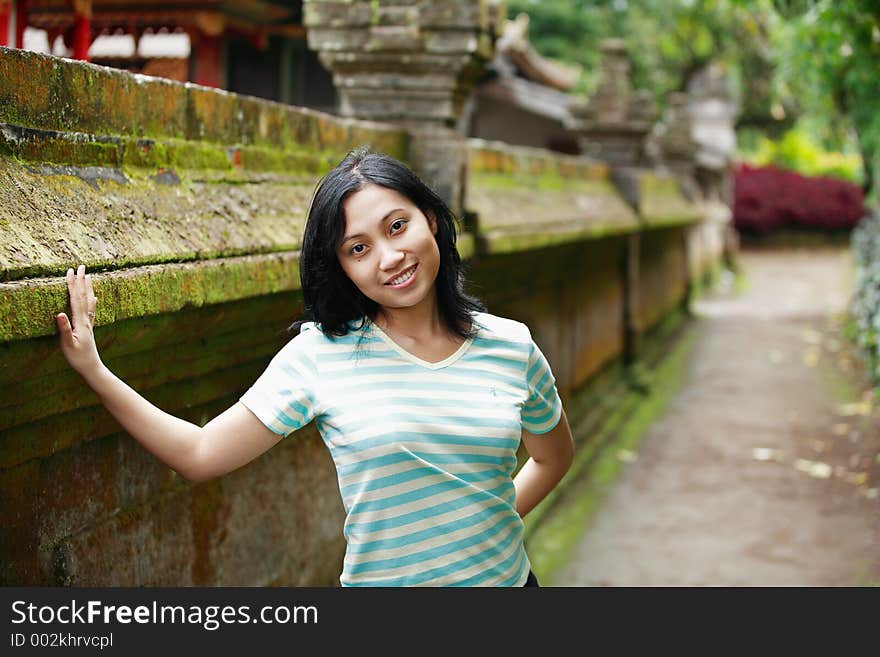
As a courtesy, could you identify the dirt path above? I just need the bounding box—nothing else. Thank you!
[557,247,880,586]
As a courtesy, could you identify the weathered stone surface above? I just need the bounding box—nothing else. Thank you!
[569,39,656,167]
[365,25,424,52]
[377,5,419,26]
[636,227,687,333]
[318,51,472,74]
[466,140,639,254]
[303,1,374,28]
[334,72,458,91]
[340,89,455,121]
[420,1,487,28]
[0,361,266,469]
[612,167,703,227]
[306,27,371,52]
[303,0,492,213]
[0,254,303,343]
[0,160,314,280]
[466,239,622,400]
[0,460,41,584]
[568,240,626,386]
[49,487,196,585]
[424,31,479,54]
[198,424,345,585]
[0,47,405,152]
[30,422,344,586]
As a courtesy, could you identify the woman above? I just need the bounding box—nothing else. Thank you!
[57,147,575,587]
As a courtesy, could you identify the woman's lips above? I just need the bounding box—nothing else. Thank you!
[385,263,418,288]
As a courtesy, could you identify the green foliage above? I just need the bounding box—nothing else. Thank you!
[740,127,864,183]
[508,0,879,202]
[850,212,880,384]
[771,0,880,199]
[505,0,619,95]
[507,0,781,123]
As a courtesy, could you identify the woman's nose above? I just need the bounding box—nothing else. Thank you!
[378,244,405,271]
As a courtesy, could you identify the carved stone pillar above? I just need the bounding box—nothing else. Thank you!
[567,39,655,167]
[303,0,497,214]
[652,91,700,200]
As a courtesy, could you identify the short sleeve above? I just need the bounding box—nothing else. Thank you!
[521,335,563,435]
[239,330,318,437]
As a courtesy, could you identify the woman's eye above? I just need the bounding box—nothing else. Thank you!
[390,219,408,233]
[349,244,366,256]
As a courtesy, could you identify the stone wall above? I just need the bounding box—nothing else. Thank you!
[0,46,713,585]
[0,47,406,585]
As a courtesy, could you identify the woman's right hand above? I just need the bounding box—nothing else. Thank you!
[56,264,103,376]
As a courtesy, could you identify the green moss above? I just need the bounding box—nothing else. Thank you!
[523,316,697,585]
[168,141,232,171]
[471,172,609,195]
[484,222,635,255]
[0,255,302,343]
[734,269,750,294]
[689,262,722,300]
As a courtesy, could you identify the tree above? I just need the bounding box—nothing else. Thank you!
[507,0,879,200]
[771,0,880,196]
[506,0,784,132]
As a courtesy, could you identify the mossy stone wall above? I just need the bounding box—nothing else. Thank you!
[0,48,718,585]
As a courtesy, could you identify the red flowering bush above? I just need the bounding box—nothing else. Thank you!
[733,163,865,233]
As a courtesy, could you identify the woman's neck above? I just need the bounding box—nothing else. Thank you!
[374,300,446,342]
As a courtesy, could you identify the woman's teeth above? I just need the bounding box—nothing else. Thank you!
[388,266,416,286]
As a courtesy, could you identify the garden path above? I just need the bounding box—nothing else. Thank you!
[557,246,880,586]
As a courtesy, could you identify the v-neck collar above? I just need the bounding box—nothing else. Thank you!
[368,321,474,370]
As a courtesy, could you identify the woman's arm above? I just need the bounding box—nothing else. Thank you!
[57,265,281,482]
[514,408,575,518]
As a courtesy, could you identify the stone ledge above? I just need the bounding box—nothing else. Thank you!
[481,222,636,256]
[0,253,302,343]
[0,157,315,282]
[0,123,390,175]
[0,233,476,344]
[612,167,704,227]
[0,47,406,152]
[466,139,641,254]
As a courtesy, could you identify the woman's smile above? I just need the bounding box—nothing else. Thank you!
[385,263,419,288]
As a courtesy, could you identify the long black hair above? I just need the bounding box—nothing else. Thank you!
[290,146,485,339]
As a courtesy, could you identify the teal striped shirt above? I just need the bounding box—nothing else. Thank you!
[240,312,563,586]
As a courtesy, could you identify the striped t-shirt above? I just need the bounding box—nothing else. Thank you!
[239,311,563,586]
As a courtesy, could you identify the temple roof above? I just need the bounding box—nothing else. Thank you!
[25,0,304,36]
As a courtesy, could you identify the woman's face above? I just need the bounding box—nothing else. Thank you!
[337,183,440,315]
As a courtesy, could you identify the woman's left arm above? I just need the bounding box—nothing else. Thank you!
[514,409,575,518]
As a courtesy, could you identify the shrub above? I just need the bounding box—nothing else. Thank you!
[741,128,863,184]
[733,163,865,233]
[851,212,880,383]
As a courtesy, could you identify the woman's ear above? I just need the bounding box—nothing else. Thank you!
[427,211,438,235]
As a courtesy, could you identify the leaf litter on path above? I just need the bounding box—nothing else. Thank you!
[752,447,783,462]
[794,459,832,479]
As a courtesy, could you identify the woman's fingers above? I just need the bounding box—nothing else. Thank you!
[56,312,72,339]
[77,265,89,326]
[85,273,97,324]
[65,264,95,330]
[65,267,77,330]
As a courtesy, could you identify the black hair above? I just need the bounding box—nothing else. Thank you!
[290,146,485,340]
